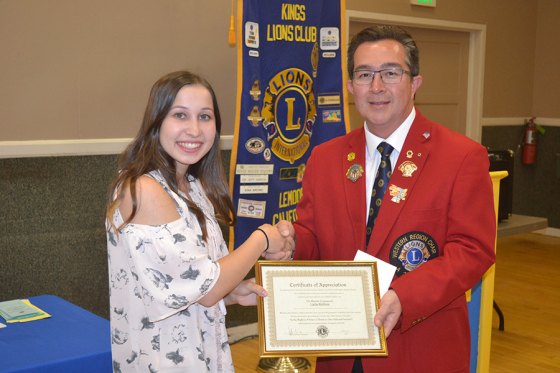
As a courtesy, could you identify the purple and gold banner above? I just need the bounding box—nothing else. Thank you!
[229,0,349,249]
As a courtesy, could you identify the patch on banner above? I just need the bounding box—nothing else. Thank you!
[297,164,305,182]
[322,110,341,123]
[240,174,268,183]
[248,106,263,127]
[245,137,266,154]
[390,231,439,276]
[318,94,341,106]
[319,27,339,50]
[261,68,316,164]
[279,167,299,180]
[245,22,259,48]
[237,198,266,219]
[250,80,262,101]
[240,185,268,194]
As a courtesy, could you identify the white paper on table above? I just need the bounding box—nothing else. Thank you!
[354,250,397,297]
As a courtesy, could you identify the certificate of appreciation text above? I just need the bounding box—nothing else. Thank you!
[255,261,387,357]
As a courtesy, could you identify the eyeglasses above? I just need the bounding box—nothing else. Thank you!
[352,68,411,85]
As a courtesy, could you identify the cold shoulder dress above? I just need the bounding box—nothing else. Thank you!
[107,170,233,372]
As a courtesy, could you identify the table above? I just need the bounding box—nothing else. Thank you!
[0,295,111,373]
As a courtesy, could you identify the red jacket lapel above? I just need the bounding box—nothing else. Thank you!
[342,128,368,251]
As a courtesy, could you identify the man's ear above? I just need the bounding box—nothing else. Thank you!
[411,74,423,97]
[347,79,354,95]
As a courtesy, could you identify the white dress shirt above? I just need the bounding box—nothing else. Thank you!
[364,108,416,220]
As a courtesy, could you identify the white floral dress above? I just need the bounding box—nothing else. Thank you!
[107,170,233,372]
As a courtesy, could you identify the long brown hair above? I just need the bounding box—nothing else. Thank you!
[106,70,235,240]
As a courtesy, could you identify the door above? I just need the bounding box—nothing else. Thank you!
[347,22,470,135]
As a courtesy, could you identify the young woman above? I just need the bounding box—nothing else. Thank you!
[106,71,294,372]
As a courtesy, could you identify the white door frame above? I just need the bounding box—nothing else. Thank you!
[346,11,486,142]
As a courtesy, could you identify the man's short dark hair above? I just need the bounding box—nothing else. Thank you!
[347,24,420,78]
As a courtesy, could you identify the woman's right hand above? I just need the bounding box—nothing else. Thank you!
[257,220,295,260]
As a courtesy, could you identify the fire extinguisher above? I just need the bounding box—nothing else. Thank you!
[522,117,537,165]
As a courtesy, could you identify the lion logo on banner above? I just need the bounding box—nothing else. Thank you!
[261,68,316,164]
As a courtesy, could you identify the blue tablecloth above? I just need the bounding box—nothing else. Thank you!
[0,294,111,372]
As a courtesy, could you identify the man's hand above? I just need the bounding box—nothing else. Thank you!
[374,289,402,337]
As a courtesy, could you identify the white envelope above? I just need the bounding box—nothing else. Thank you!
[354,250,397,297]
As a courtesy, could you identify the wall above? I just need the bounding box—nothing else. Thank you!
[532,0,560,118]
[0,0,237,140]
[1,0,558,139]
[347,0,540,118]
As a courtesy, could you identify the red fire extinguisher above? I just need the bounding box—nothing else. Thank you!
[522,117,537,165]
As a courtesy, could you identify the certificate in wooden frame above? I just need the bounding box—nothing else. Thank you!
[255,260,387,357]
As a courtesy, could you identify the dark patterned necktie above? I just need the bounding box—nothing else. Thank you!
[365,142,394,247]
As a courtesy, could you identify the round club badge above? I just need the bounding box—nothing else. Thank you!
[390,231,439,276]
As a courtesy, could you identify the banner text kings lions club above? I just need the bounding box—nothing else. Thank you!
[230,0,347,248]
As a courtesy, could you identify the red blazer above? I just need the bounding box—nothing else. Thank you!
[294,111,496,372]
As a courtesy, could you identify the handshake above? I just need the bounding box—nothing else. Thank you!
[255,220,295,261]
[225,220,296,307]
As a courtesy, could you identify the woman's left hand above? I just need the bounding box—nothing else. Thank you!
[225,278,268,306]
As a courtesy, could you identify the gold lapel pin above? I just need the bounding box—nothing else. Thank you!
[346,163,364,182]
[398,161,418,177]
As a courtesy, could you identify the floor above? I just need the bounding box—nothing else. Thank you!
[489,232,560,372]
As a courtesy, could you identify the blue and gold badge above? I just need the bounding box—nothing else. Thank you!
[390,231,439,276]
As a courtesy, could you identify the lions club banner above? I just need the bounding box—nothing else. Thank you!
[229,0,349,248]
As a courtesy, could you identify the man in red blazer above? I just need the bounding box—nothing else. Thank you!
[293,25,496,372]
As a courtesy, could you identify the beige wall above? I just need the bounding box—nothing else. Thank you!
[0,0,237,141]
[348,0,539,118]
[532,0,560,118]
[0,0,557,141]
